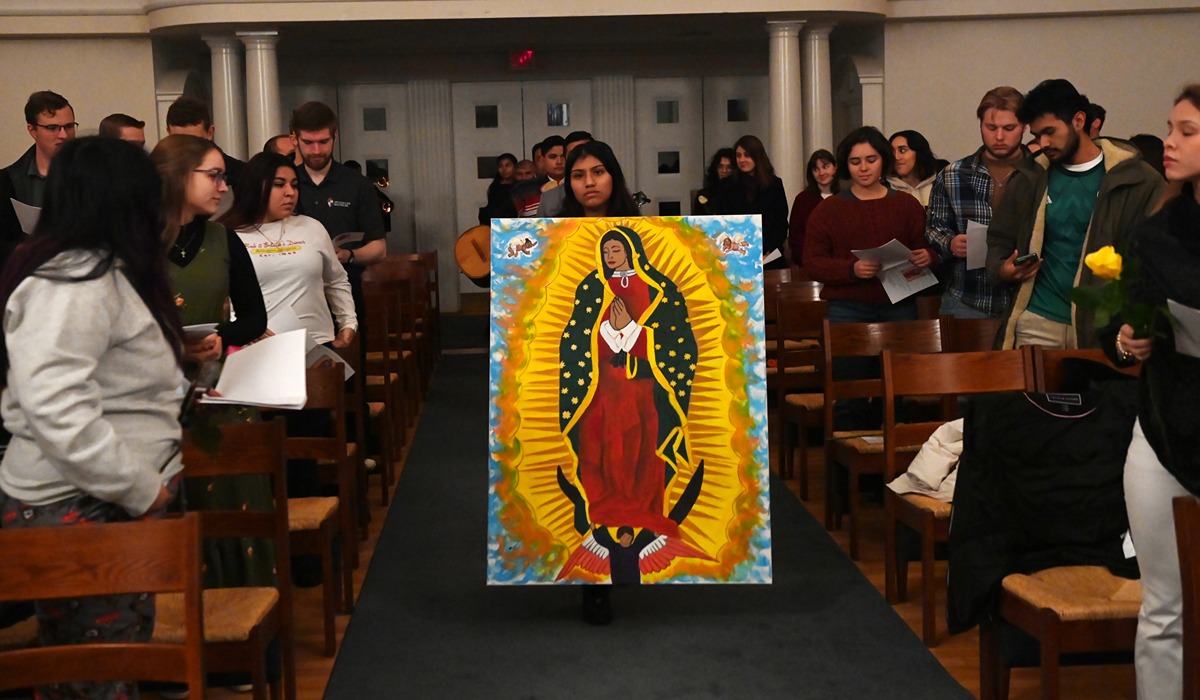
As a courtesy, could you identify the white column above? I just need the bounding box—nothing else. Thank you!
[406,80,460,312]
[858,65,885,133]
[767,20,805,202]
[802,23,835,155]
[591,76,637,174]
[239,31,281,158]
[203,35,247,160]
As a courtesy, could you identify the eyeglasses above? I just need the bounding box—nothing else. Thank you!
[33,122,78,134]
[193,169,228,185]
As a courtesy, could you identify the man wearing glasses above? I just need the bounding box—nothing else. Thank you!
[5,91,75,208]
[1,91,75,252]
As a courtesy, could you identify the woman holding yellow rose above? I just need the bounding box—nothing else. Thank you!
[1099,84,1200,700]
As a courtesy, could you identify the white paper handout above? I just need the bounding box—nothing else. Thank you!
[1168,298,1200,359]
[201,329,308,409]
[306,344,355,381]
[267,305,318,352]
[965,220,989,271]
[10,199,40,235]
[851,238,939,304]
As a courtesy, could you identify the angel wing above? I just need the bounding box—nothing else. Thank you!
[555,532,611,581]
[638,534,714,575]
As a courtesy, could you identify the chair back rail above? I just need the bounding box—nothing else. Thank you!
[1032,345,1141,392]
[0,514,205,693]
[1175,495,1200,700]
[939,315,1003,352]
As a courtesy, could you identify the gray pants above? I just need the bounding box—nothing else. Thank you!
[1124,418,1188,699]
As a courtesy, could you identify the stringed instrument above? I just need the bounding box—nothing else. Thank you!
[455,224,491,288]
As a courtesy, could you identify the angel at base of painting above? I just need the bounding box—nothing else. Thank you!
[556,226,708,582]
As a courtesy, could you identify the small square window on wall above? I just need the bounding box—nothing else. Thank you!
[366,159,389,182]
[659,201,681,216]
[657,151,680,175]
[546,103,570,127]
[363,107,387,132]
[475,105,499,129]
[656,100,679,124]
[476,156,498,179]
[727,99,750,123]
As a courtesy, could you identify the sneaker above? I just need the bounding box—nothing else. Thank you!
[581,585,613,626]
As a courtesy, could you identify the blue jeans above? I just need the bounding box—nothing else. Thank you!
[939,293,996,320]
[825,299,918,430]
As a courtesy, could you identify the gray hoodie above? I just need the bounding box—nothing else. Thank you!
[0,251,184,515]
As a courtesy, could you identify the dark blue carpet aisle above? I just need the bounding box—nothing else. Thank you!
[325,318,970,699]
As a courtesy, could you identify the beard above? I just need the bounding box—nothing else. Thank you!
[303,151,332,171]
[1046,129,1081,165]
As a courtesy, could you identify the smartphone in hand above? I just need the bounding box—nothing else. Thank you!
[1014,252,1040,266]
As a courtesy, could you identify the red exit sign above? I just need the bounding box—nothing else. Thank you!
[509,49,535,71]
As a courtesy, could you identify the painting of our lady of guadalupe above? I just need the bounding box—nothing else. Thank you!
[487,216,770,585]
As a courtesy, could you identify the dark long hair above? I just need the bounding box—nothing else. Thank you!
[734,134,776,190]
[888,130,940,181]
[704,147,735,190]
[218,152,298,230]
[560,140,639,217]
[804,149,840,194]
[0,137,184,378]
[836,127,894,181]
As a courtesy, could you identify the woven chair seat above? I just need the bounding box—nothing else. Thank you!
[155,587,279,643]
[368,401,385,418]
[366,373,400,386]
[783,393,824,410]
[765,338,821,352]
[830,433,922,456]
[1001,566,1142,622]
[897,492,953,519]
[0,617,36,651]
[765,364,818,377]
[288,496,338,531]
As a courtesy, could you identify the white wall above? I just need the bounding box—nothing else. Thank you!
[0,37,156,163]
[883,11,1200,161]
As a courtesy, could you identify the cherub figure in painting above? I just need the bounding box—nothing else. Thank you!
[556,226,702,561]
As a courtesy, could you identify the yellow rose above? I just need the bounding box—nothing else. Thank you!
[1084,246,1122,281]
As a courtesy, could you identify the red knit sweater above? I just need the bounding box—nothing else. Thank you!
[802,189,932,305]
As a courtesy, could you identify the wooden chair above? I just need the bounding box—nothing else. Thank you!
[363,264,422,432]
[822,318,942,560]
[392,250,441,360]
[763,266,793,288]
[975,354,1143,698]
[0,514,205,697]
[916,295,942,320]
[881,348,1035,646]
[939,315,1003,352]
[981,567,1141,700]
[332,333,371,540]
[375,257,435,398]
[1175,495,1200,700]
[164,418,296,700]
[774,290,825,497]
[764,281,820,400]
[360,270,405,503]
[283,362,357,657]
[1031,346,1141,392]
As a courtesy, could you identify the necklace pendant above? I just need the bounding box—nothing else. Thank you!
[180,249,187,258]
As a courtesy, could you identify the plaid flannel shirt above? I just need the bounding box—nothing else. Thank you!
[925,147,1015,316]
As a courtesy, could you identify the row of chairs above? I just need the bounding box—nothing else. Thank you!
[764,281,1163,699]
[0,250,443,698]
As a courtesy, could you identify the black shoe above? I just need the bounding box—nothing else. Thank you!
[581,585,613,626]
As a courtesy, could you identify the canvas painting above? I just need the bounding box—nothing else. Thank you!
[487,216,771,585]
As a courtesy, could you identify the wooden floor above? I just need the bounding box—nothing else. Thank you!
[197,407,1137,700]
